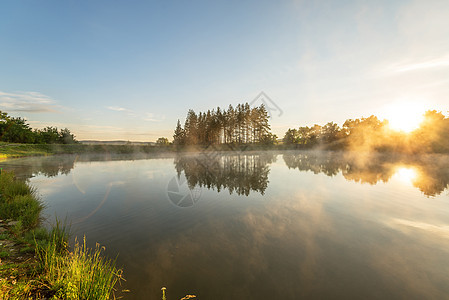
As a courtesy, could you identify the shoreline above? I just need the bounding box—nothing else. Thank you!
[0,170,123,299]
[1,142,448,161]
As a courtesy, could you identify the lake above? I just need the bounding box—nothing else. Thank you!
[1,151,449,299]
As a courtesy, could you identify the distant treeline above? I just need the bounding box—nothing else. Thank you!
[173,103,277,146]
[283,110,449,153]
[0,111,77,144]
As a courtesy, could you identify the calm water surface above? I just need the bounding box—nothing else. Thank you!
[1,151,449,299]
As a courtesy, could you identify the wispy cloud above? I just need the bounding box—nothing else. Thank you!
[392,56,449,73]
[106,106,164,122]
[106,106,133,113]
[106,106,165,122]
[381,1,449,75]
[143,112,165,122]
[0,91,59,113]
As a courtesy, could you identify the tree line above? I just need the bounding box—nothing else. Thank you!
[0,111,78,144]
[283,110,449,153]
[173,103,276,146]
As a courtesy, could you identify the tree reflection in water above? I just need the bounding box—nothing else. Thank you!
[1,151,448,197]
[0,155,77,179]
[282,151,449,197]
[173,152,277,196]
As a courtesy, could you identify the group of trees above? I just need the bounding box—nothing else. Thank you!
[283,115,389,148]
[283,122,344,147]
[0,111,77,144]
[411,110,449,153]
[156,137,169,146]
[283,110,449,153]
[173,103,277,146]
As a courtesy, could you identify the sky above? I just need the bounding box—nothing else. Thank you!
[1,0,448,141]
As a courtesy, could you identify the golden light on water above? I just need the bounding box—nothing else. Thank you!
[383,101,426,133]
[394,167,417,185]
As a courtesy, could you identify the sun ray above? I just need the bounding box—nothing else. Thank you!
[381,101,427,133]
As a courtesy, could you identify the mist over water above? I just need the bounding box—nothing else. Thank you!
[1,152,449,299]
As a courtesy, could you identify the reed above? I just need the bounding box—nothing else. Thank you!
[36,220,122,299]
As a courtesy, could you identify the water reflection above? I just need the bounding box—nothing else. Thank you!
[174,151,449,197]
[0,153,172,180]
[282,151,449,197]
[173,152,277,196]
[1,151,448,197]
[0,155,76,179]
[1,152,449,298]
[394,167,417,185]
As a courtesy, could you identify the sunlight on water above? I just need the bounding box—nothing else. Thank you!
[394,167,417,185]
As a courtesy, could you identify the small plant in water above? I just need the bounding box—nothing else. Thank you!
[161,287,197,300]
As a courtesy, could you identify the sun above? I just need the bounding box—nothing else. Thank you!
[382,101,426,133]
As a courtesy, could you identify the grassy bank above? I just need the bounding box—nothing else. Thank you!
[0,143,50,159]
[0,142,282,160]
[0,170,123,299]
[0,142,180,159]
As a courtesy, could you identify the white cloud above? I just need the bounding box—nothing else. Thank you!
[0,91,60,113]
[106,106,165,122]
[106,106,133,113]
[143,112,165,122]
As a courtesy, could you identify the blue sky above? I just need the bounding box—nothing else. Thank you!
[1,0,448,141]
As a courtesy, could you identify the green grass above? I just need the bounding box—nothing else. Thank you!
[34,220,122,300]
[0,250,10,259]
[0,171,33,196]
[0,143,171,159]
[0,172,43,231]
[37,236,123,300]
[0,172,124,299]
[0,143,50,159]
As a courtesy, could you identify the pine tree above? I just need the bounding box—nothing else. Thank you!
[173,119,185,145]
[184,110,198,145]
[174,103,273,146]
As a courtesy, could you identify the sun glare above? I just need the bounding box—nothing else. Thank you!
[383,101,426,133]
[395,167,417,185]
